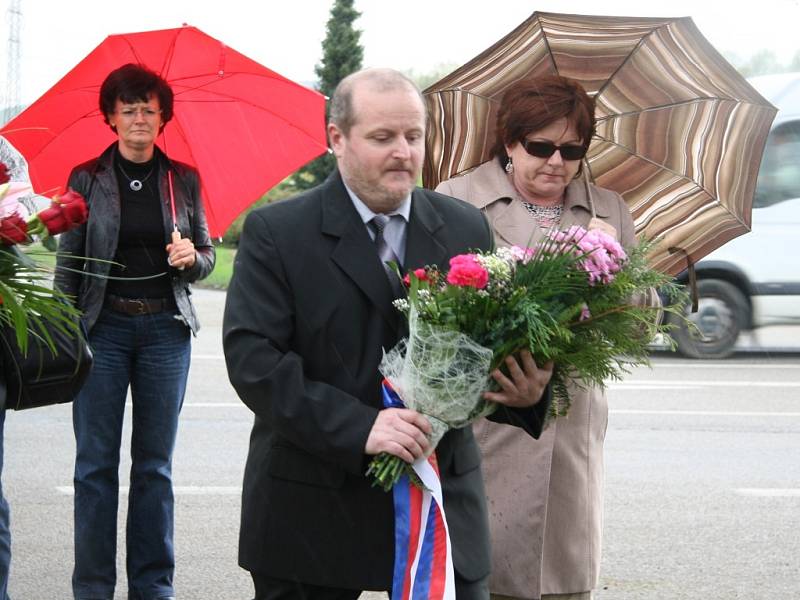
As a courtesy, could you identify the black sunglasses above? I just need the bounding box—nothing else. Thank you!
[520,140,587,161]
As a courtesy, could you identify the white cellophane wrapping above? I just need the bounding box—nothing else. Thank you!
[380,308,497,451]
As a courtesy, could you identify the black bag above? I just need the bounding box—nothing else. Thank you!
[1,316,93,410]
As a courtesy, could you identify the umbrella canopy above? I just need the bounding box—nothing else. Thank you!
[423,12,777,275]
[1,25,327,238]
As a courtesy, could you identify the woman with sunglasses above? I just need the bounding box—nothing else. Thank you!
[436,75,636,600]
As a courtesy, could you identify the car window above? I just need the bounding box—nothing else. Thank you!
[754,120,800,208]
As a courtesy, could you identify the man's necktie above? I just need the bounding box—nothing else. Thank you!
[370,214,404,298]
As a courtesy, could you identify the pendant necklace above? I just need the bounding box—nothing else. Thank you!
[118,162,154,192]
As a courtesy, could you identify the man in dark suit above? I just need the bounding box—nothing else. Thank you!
[223,68,553,600]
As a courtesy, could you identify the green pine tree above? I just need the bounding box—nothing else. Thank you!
[295,0,364,190]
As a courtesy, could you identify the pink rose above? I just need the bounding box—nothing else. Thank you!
[579,303,591,321]
[510,245,537,263]
[403,267,429,287]
[446,254,489,289]
[548,226,627,285]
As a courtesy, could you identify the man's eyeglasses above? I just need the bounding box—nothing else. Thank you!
[116,107,161,119]
[521,140,587,161]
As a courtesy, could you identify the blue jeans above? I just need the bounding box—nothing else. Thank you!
[0,408,10,600]
[72,308,190,600]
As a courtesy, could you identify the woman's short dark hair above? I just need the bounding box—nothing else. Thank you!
[491,75,595,165]
[99,63,174,132]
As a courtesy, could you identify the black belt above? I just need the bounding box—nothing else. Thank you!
[105,294,176,316]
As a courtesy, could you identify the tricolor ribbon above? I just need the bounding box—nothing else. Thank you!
[381,380,455,600]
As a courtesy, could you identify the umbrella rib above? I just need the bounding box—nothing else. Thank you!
[596,96,758,121]
[21,108,106,162]
[117,34,150,69]
[586,139,748,231]
[158,30,181,80]
[114,28,185,81]
[161,119,225,230]
[170,73,324,140]
[169,70,316,98]
[538,13,560,73]
[179,100,322,143]
[590,133,711,194]
[595,18,682,98]
[422,87,740,119]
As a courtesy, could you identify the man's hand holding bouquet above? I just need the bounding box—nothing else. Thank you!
[368,225,682,490]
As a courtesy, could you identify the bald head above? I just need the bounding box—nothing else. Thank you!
[327,68,427,213]
[329,68,425,135]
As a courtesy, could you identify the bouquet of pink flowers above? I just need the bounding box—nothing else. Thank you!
[367,226,680,490]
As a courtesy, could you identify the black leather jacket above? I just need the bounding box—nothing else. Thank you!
[54,143,215,334]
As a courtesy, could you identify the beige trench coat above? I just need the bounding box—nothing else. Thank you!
[436,159,636,599]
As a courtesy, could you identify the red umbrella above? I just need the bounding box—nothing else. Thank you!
[1,25,327,237]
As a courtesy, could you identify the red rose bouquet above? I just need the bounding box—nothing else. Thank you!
[0,160,88,351]
[1,181,88,247]
[368,227,683,490]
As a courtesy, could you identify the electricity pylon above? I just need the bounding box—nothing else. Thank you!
[3,0,23,125]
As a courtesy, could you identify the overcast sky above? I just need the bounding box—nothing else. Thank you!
[3,0,800,105]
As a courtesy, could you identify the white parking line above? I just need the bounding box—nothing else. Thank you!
[195,354,800,370]
[650,363,800,369]
[56,486,241,496]
[735,489,800,497]
[609,384,706,390]
[183,402,245,408]
[609,380,800,388]
[611,409,800,417]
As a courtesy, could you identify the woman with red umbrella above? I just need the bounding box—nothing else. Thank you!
[55,63,215,600]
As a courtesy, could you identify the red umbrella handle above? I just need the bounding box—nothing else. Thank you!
[168,169,179,230]
[167,170,185,270]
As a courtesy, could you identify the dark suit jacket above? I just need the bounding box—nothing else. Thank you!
[223,171,549,590]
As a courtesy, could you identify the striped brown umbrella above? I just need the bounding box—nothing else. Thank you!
[423,12,777,275]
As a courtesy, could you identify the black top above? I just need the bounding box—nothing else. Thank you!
[106,150,172,299]
[55,142,216,334]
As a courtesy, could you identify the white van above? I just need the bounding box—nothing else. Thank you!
[667,73,800,358]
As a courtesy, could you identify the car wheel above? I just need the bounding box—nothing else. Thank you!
[667,278,749,359]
